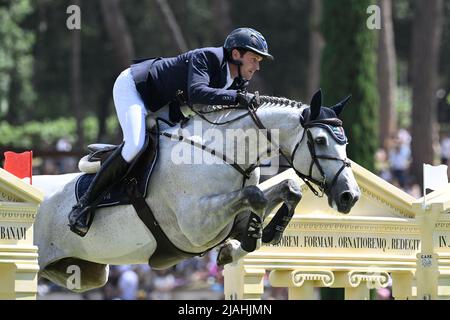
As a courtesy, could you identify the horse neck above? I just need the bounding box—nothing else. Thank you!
[187,103,305,170]
[255,105,305,157]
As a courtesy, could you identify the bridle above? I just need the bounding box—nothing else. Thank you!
[158,93,351,194]
[288,119,351,197]
[245,96,351,197]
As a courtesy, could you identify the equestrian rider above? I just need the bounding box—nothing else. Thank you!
[68,27,274,237]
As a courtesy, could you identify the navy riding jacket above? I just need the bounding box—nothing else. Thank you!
[130,47,238,119]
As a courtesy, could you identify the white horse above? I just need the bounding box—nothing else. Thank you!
[33,89,360,292]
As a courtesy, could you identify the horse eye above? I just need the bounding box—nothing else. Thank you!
[315,137,326,145]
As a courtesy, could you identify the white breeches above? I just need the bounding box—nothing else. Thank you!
[112,68,148,163]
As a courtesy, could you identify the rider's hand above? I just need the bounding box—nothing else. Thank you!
[236,91,256,107]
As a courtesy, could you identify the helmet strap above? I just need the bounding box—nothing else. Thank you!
[227,49,249,90]
[237,64,249,89]
[228,63,248,90]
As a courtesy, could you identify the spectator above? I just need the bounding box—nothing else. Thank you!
[397,128,411,146]
[375,148,392,182]
[150,269,176,300]
[117,265,139,300]
[134,264,153,299]
[388,136,411,188]
[55,137,77,173]
[56,137,72,152]
[440,133,450,165]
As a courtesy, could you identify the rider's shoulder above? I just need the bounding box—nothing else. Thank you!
[187,47,225,63]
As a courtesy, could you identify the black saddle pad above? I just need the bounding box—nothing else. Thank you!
[75,173,129,207]
[75,131,159,208]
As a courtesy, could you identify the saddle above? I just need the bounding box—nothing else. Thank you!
[75,129,202,269]
[75,131,157,207]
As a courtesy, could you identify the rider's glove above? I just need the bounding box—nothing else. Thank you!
[236,91,256,107]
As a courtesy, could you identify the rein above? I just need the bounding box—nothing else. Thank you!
[157,95,351,192]
[288,119,351,197]
[186,104,251,126]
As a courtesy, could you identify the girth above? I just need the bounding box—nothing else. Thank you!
[124,122,209,269]
[125,178,204,270]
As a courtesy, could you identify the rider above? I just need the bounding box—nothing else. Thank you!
[68,27,274,237]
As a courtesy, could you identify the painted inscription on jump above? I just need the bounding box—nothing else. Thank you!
[266,235,421,253]
[0,225,27,240]
[438,235,450,248]
[0,191,19,202]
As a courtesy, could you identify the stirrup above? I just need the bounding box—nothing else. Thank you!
[68,205,94,237]
[69,224,89,237]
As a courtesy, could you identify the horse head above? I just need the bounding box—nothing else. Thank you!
[290,89,360,213]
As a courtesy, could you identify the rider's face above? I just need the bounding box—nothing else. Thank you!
[232,50,263,80]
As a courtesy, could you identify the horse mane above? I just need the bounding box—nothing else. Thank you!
[259,95,305,109]
[198,95,306,114]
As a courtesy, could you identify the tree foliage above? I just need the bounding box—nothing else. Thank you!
[320,0,379,171]
[0,115,118,148]
[0,0,447,165]
[0,0,35,124]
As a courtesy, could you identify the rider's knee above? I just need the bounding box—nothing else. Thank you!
[122,138,146,163]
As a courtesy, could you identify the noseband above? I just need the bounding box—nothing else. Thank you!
[246,100,351,197]
[160,94,351,193]
[289,119,351,197]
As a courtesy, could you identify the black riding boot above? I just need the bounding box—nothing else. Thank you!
[68,147,130,237]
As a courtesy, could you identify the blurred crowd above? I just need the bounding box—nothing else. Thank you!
[37,249,289,300]
[38,250,228,300]
[375,128,450,198]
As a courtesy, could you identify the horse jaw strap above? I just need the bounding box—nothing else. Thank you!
[226,97,350,197]
[288,118,351,197]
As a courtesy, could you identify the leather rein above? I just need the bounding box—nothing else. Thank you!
[159,94,351,194]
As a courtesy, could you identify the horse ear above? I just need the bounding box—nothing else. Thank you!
[330,94,351,117]
[310,89,322,120]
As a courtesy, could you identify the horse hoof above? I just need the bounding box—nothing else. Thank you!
[68,224,88,237]
[217,240,242,266]
[269,232,282,245]
[262,230,283,245]
[262,229,274,243]
[217,244,234,266]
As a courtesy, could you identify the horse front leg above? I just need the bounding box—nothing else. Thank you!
[261,178,303,244]
[217,179,302,266]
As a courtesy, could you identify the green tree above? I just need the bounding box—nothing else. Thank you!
[230,0,311,98]
[30,0,119,141]
[410,0,443,185]
[437,0,450,132]
[0,0,36,124]
[320,0,379,171]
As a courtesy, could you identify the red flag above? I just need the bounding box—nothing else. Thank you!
[3,151,33,184]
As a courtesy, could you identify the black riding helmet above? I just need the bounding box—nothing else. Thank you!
[224,27,274,62]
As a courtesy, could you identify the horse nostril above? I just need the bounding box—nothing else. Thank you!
[352,195,359,206]
[340,191,353,205]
